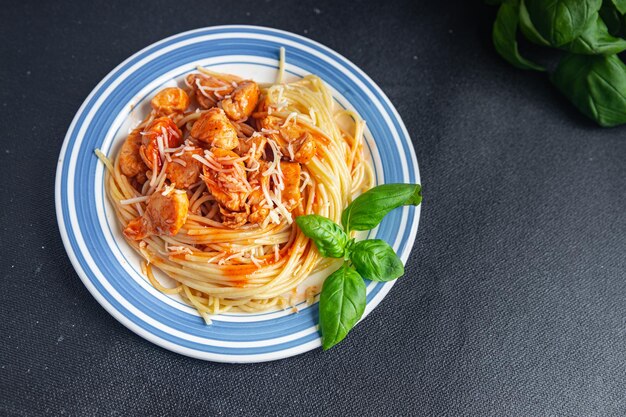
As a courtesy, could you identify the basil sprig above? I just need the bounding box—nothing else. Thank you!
[296,183,422,350]
[319,264,366,350]
[488,0,626,127]
[295,215,349,258]
[612,0,626,14]
[341,184,422,233]
[563,15,626,54]
[552,53,626,127]
[493,0,545,70]
[524,0,602,47]
[350,240,404,282]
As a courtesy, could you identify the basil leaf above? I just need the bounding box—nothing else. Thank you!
[611,0,626,14]
[350,240,404,282]
[600,1,623,35]
[295,214,348,258]
[564,14,626,54]
[552,53,626,127]
[341,184,422,233]
[319,263,366,350]
[525,0,602,46]
[519,0,551,46]
[493,1,545,71]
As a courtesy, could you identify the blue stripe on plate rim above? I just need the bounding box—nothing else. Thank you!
[55,25,421,363]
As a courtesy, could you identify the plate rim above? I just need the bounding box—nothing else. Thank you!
[55,24,421,363]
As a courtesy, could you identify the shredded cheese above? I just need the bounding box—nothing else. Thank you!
[161,183,175,196]
[149,155,159,187]
[120,196,149,205]
[282,112,298,127]
[271,192,293,223]
[287,142,295,161]
[167,245,193,255]
[192,153,221,171]
[250,253,263,268]
[171,158,187,167]
[157,131,166,162]
[300,170,311,192]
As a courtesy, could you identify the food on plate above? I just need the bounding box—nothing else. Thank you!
[97,49,374,324]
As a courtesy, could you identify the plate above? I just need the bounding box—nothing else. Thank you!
[55,25,421,362]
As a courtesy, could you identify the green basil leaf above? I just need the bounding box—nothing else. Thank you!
[564,14,626,54]
[319,263,366,350]
[295,214,348,258]
[341,184,422,233]
[519,0,551,46]
[493,1,545,71]
[600,1,623,35]
[350,240,404,282]
[525,0,602,46]
[611,0,626,14]
[551,53,626,127]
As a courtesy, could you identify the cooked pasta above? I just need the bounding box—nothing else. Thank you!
[96,49,373,322]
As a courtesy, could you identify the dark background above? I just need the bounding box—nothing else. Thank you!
[2,0,625,415]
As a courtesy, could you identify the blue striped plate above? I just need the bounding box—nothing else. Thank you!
[55,26,421,362]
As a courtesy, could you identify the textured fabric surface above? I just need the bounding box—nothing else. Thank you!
[1,0,626,416]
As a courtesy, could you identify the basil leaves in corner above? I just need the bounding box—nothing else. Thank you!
[611,0,626,15]
[487,0,626,127]
[552,53,626,127]
[296,183,422,350]
[493,0,545,70]
[524,0,602,46]
[564,15,626,54]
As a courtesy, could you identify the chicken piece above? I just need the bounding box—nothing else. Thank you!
[119,128,148,179]
[259,115,303,141]
[237,134,267,162]
[259,116,318,164]
[293,132,317,164]
[246,161,271,225]
[190,108,239,150]
[130,172,148,191]
[151,87,190,115]
[139,117,183,172]
[280,161,302,213]
[248,207,269,225]
[165,148,203,188]
[221,81,260,121]
[123,190,189,240]
[186,74,235,109]
[220,206,249,228]
[201,148,249,212]
[247,161,270,205]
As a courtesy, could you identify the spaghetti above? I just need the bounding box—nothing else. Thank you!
[97,49,373,322]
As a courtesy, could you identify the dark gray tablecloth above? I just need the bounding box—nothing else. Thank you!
[2,0,625,415]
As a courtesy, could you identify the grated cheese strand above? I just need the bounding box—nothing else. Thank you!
[120,196,149,205]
